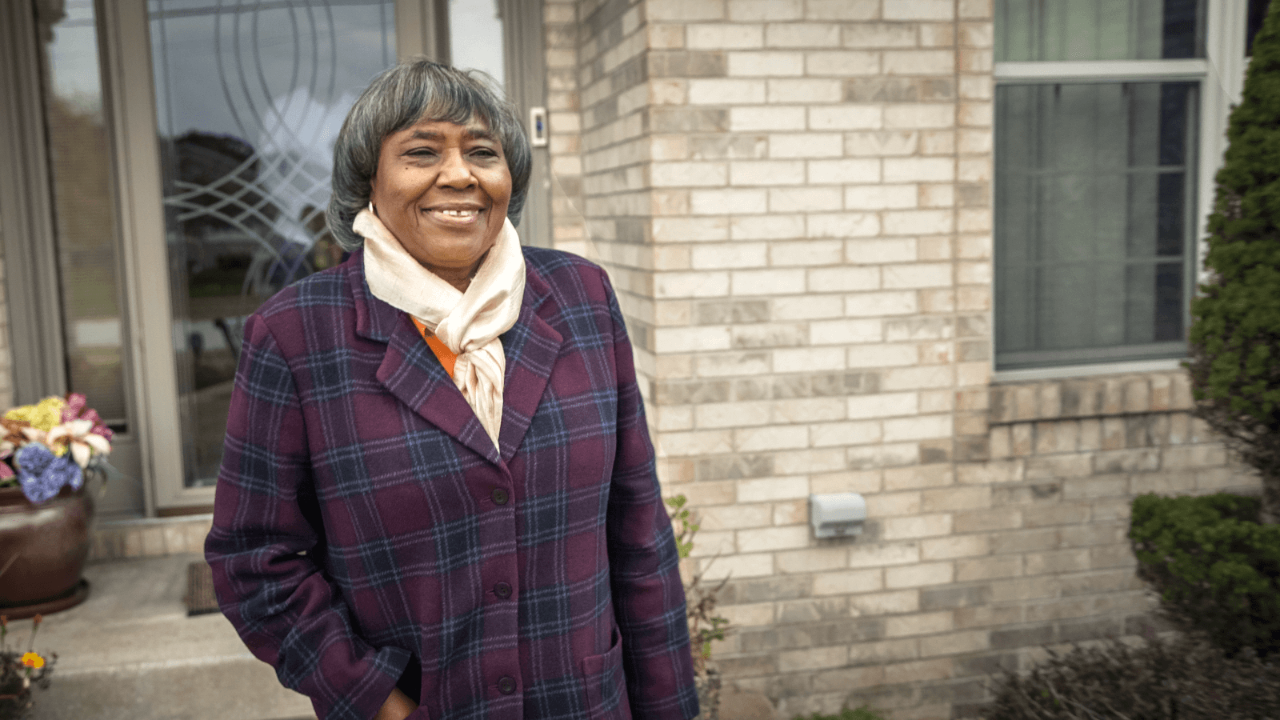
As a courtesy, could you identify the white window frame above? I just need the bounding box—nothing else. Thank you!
[992,0,1249,382]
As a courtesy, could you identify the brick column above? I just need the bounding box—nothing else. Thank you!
[562,0,1001,714]
[574,0,661,402]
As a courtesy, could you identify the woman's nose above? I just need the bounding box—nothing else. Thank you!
[436,150,475,187]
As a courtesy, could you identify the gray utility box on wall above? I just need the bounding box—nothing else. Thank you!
[810,493,867,539]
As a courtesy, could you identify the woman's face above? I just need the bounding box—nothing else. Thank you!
[369,117,512,290]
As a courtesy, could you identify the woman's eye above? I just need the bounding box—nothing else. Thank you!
[407,148,437,158]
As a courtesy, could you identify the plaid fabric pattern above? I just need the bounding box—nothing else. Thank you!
[206,248,698,720]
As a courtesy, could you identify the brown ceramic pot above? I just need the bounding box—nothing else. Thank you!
[0,485,93,618]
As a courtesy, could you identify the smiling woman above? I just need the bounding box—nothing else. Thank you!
[205,59,699,720]
[370,119,513,290]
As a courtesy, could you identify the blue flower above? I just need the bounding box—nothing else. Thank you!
[16,444,83,504]
[58,455,85,491]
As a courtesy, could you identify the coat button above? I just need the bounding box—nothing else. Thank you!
[498,675,517,694]
[491,487,509,505]
[494,582,512,599]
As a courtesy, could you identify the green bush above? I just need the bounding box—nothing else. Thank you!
[988,634,1280,720]
[1129,492,1280,657]
[793,707,886,720]
[1187,0,1280,522]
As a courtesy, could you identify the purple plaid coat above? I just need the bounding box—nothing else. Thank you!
[205,248,698,720]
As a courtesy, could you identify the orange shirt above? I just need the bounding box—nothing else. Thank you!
[410,317,457,378]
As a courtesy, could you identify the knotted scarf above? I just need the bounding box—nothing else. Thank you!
[355,207,526,450]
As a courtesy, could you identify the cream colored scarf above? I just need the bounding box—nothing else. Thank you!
[355,207,526,450]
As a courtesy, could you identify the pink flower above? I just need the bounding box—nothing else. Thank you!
[60,393,113,442]
[0,440,13,480]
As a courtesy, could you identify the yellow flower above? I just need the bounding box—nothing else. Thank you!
[4,397,66,432]
[20,652,44,669]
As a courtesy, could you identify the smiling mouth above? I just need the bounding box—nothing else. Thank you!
[426,207,483,224]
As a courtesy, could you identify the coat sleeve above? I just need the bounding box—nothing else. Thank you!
[599,271,701,720]
[204,313,410,720]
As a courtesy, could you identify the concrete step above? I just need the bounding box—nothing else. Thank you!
[21,554,315,720]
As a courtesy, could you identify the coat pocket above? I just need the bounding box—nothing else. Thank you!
[579,626,631,720]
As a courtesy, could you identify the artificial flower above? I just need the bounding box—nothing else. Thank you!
[18,426,51,451]
[0,417,29,446]
[60,393,113,442]
[46,420,111,469]
[4,397,66,432]
[15,444,82,503]
[20,652,44,670]
[0,440,12,480]
[1,394,112,501]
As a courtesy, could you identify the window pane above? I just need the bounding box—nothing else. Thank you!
[995,82,1197,369]
[995,0,1206,61]
[449,0,505,87]
[1249,0,1272,55]
[148,0,396,487]
[39,0,129,426]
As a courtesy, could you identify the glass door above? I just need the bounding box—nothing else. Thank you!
[146,0,398,490]
[102,0,542,511]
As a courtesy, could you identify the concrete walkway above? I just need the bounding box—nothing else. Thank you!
[21,554,315,720]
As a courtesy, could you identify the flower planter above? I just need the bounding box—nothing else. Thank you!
[0,486,92,619]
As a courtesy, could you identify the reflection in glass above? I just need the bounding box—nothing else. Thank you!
[995,0,1206,62]
[449,0,505,86]
[37,0,129,426]
[995,82,1197,369]
[148,0,395,486]
[1249,0,1273,55]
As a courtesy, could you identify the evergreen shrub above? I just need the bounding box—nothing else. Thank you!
[792,707,885,720]
[987,634,1280,720]
[1129,492,1280,658]
[1187,0,1280,522]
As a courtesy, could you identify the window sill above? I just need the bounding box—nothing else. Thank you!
[988,363,1194,427]
[993,358,1186,384]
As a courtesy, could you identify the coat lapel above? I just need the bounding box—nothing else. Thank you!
[350,250,502,465]
[498,260,563,463]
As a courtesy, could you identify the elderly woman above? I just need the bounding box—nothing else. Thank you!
[205,59,698,720]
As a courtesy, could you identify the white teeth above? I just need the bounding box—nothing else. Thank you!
[436,209,478,217]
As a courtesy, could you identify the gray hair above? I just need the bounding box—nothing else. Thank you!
[326,58,532,250]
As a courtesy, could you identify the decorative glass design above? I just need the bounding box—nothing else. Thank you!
[148,0,395,486]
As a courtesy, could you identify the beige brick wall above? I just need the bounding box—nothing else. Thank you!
[545,1,1262,719]
[694,370,1258,720]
